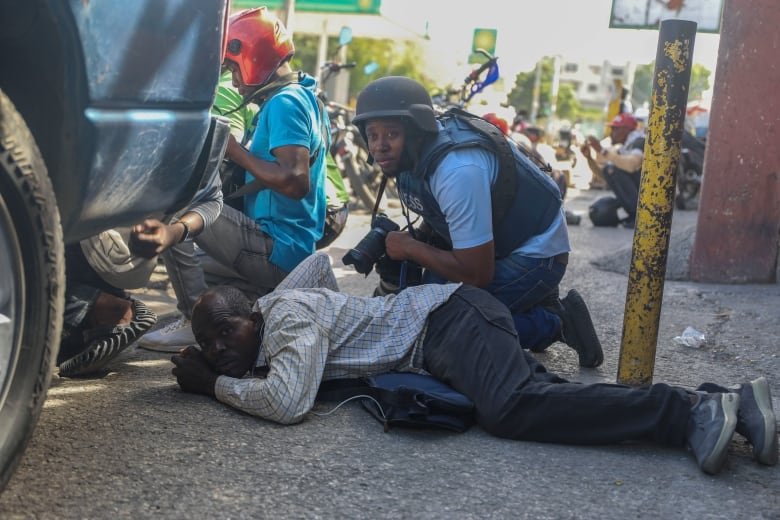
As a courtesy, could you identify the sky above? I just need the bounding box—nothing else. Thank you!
[292,0,722,85]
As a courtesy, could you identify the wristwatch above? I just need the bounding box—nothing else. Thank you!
[177,220,191,243]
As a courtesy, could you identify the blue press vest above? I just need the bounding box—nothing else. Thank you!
[398,116,562,258]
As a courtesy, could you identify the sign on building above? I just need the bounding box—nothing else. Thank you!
[469,28,497,64]
[609,0,723,33]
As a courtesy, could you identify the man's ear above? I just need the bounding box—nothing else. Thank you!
[250,311,263,331]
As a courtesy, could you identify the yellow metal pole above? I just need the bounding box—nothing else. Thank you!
[617,20,697,386]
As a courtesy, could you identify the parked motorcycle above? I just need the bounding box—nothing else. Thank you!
[432,48,500,113]
[675,132,706,210]
[318,60,390,211]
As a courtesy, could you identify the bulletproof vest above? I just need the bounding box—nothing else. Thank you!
[397,111,562,258]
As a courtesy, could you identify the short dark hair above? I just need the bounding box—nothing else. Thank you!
[203,286,252,318]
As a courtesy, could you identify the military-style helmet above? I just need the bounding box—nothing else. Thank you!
[352,76,439,134]
[224,7,294,87]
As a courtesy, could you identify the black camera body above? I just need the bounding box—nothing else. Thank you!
[373,255,423,295]
[342,214,399,275]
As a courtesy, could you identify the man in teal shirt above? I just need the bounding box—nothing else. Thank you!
[139,7,331,350]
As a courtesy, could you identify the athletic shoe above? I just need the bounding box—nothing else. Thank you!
[58,299,157,377]
[547,289,604,368]
[730,377,778,465]
[687,392,740,475]
[137,316,195,352]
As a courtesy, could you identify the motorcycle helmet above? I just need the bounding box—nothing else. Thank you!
[589,196,622,227]
[352,76,439,134]
[224,7,294,87]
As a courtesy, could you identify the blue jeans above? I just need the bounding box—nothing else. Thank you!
[422,252,565,351]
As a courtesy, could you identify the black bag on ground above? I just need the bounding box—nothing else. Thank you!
[589,196,622,226]
[316,372,475,433]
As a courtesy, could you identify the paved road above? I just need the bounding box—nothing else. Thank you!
[2,181,779,519]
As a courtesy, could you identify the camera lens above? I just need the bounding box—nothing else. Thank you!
[342,247,375,275]
[341,214,399,275]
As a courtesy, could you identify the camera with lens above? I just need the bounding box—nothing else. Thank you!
[341,213,399,275]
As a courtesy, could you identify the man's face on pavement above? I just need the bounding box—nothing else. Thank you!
[191,293,260,378]
[365,118,407,177]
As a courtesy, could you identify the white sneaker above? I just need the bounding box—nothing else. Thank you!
[137,317,195,352]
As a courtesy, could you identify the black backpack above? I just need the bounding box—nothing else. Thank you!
[589,196,622,227]
[316,372,476,433]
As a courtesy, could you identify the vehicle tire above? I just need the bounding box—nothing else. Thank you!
[0,89,65,491]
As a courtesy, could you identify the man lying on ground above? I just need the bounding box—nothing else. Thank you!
[171,253,778,475]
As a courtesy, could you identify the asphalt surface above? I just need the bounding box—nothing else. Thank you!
[1,162,779,519]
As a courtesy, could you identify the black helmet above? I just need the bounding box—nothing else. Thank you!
[352,76,439,134]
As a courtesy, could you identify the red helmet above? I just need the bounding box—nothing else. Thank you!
[482,113,509,136]
[225,7,294,87]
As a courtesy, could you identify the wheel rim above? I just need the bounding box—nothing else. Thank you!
[0,194,24,409]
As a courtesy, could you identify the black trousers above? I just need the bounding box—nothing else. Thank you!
[422,286,691,446]
[603,165,640,220]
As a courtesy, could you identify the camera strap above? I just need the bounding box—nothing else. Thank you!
[369,174,410,289]
[371,174,388,221]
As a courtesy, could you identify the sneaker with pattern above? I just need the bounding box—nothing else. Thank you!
[58,299,157,377]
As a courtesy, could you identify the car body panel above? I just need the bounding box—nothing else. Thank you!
[0,0,230,242]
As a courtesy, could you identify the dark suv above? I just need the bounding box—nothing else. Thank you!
[0,0,231,490]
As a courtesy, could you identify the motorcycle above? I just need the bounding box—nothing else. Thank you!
[432,48,500,113]
[318,59,392,212]
[675,132,706,210]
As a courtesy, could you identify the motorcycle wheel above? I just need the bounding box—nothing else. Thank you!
[343,154,380,211]
[675,164,701,210]
[0,90,65,491]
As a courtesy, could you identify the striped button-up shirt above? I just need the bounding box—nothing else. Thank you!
[215,253,460,424]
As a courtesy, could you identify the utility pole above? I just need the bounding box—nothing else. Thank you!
[280,0,295,36]
[530,58,543,123]
[617,19,697,386]
[549,55,561,117]
[315,19,328,84]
